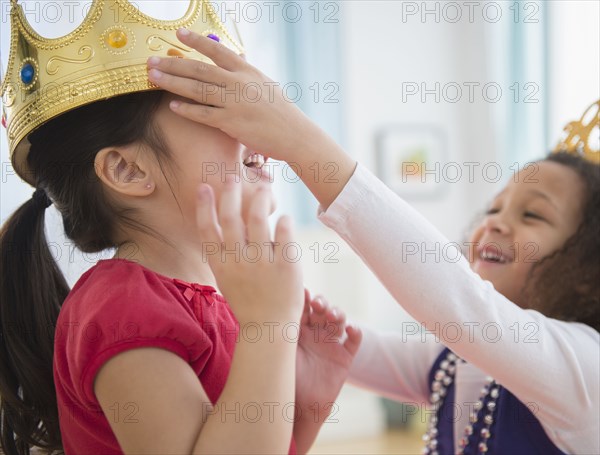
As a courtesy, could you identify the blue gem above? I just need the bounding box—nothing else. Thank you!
[20,63,35,85]
[207,33,220,42]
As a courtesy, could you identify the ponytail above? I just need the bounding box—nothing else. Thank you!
[0,90,168,454]
[0,190,69,454]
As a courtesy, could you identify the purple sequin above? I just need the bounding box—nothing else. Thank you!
[207,33,220,42]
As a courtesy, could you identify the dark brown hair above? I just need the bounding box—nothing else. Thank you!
[524,152,600,331]
[0,90,173,454]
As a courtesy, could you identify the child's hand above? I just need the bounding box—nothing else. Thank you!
[295,291,362,425]
[146,29,320,163]
[196,176,303,325]
[149,29,358,209]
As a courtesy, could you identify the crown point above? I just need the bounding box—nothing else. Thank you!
[107,30,128,49]
[2,0,245,184]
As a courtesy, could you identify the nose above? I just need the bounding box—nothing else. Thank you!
[483,211,512,235]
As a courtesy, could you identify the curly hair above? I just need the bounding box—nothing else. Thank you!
[523,152,600,332]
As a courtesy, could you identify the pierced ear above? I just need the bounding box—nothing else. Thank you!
[94,147,154,197]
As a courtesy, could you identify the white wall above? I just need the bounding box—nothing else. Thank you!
[302,1,511,441]
[548,0,600,148]
[308,0,599,443]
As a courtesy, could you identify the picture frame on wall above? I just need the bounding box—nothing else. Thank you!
[375,125,448,199]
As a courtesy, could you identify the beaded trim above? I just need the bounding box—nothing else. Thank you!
[422,350,501,455]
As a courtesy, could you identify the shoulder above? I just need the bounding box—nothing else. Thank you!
[65,258,179,304]
[54,259,216,407]
[59,258,194,325]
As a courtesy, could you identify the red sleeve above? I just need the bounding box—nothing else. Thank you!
[54,260,213,408]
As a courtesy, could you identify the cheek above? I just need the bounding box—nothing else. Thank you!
[517,229,562,263]
[512,258,534,281]
[517,240,543,263]
[507,260,532,304]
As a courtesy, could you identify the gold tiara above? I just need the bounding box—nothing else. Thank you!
[1,0,244,185]
[553,100,600,164]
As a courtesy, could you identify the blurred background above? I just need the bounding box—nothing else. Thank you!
[1,1,599,453]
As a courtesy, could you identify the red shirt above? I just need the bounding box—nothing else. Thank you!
[53,258,296,454]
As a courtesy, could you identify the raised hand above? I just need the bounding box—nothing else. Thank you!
[147,29,315,164]
[150,28,357,213]
[293,291,362,451]
[196,175,303,325]
[190,176,304,453]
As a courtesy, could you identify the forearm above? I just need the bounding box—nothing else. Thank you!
[292,415,321,454]
[286,122,357,210]
[319,164,600,431]
[194,337,297,454]
[348,325,442,404]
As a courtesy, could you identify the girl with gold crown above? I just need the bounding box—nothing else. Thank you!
[0,1,363,454]
[147,27,600,455]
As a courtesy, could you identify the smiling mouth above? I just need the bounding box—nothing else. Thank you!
[479,250,507,264]
[243,153,266,168]
[476,245,515,265]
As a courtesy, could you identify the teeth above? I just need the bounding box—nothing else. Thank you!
[243,153,265,168]
[481,250,505,263]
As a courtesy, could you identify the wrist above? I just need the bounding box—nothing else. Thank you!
[294,400,333,425]
[293,134,357,209]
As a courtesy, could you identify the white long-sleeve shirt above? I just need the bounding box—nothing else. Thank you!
[317,163,599,454]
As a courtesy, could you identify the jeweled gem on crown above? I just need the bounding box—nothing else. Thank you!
[20,63,35,84]
[107,30,128,48]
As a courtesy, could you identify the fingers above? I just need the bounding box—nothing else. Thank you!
[168,100,226,130]
[148,68,226,108]
[304,288,311,304]
[175,28,245,72]
[245,188,272,245]
[218,175,245,249]
[197,184,223,271]
[343,324,363,356]
[273,215,295,260]
[309,296,346,338]
[147,54,232,87]
[299,289,311,325]
[196,184,222,244]
[300,301,310,327]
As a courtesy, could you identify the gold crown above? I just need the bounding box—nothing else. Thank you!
[1,0,244,185]
[553,99,600,164]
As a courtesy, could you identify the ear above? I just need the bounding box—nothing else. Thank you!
[94,145,155,197]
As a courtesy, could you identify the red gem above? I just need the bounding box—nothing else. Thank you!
[1,113,6,129]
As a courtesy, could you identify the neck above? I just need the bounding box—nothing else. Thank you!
[112,234,218,289]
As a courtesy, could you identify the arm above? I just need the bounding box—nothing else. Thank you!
[94,179,303,454]
[95,339,296,454]
[147,31,599,451]
[318,164,599,450]
[348,325,443,404]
